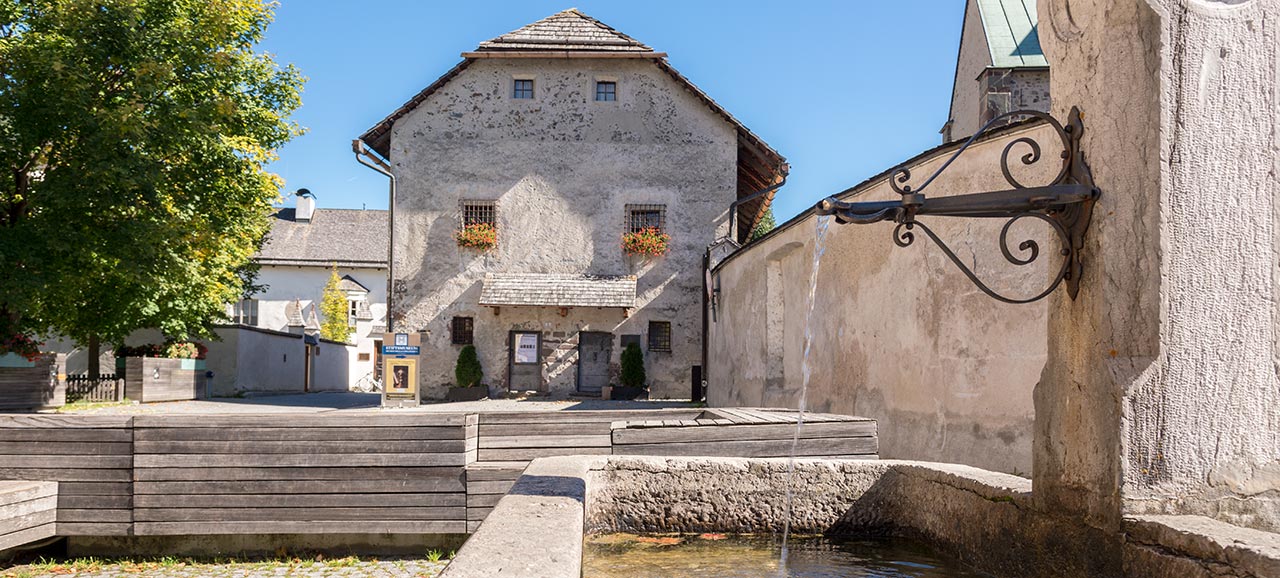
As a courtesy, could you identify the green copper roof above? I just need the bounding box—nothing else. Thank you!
[976,0,1048,68]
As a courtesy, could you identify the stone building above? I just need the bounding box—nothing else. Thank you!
[941,0,1050,142]
[356,9,785,399]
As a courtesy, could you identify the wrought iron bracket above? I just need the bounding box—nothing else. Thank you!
[815,107,1099,304]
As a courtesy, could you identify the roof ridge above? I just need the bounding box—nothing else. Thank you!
[477,8,652,52]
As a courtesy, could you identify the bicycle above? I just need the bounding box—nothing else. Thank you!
[353,372,383,393]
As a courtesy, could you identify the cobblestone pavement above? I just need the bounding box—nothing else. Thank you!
[1,557,448,578]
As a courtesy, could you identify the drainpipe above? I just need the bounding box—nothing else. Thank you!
[352,139,397,332]
[726,165,789,244]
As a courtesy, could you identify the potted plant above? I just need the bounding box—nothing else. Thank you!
[455,223,498,251]
[448,344,489,402]
[611,342,648,400]
[622,227,669,257]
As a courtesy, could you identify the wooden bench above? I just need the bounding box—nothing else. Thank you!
[0,481,57,551]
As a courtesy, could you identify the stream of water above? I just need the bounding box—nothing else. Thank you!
[779,214,832,573]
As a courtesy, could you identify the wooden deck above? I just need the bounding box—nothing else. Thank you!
[0,408,876,545]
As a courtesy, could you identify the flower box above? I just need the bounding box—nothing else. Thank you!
[0,353,66,410]
[622,227,670,257]
[455,223,498,251]
[122,357,203,403]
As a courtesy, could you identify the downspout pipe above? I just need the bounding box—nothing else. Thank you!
[727,165,789,243]
[352,139,397,332]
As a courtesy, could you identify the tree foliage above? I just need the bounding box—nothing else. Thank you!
[0,0,304,351]
[749,206,777,242]
[318,265,350,343]
[455,345,483,388]
[619,342,646,389]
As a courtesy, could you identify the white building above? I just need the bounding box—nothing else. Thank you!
[232,193,389,387]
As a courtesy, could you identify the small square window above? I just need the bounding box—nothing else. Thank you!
[595,81,616,101]
[451,316,474,345]
[513,79,534,99]
[648,321,671,352]
[627,204,666,234]
[460,200,496,227]
[234,299,258,326]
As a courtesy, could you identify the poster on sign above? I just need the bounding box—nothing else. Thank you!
[515,333,539,364]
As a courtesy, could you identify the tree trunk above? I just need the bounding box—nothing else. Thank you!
[87,334,100,381]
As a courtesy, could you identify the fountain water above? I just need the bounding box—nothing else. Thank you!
[778,214,832,572]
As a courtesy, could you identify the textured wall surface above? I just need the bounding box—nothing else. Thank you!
[389,58,737,399]
[708,122,1060,474]
[1036,0,1280,533]
[948,0,992,140]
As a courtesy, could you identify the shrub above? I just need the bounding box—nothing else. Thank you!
[622,227,669,257]
[455,345,483,388]
[619,343,646,388]
[116,341,207,359]
[320,265,352,343]
[455,223,498,251]
[0,332,41,362]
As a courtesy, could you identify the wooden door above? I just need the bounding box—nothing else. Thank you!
[577,332,612,394]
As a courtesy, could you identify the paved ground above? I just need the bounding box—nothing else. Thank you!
[54,391,698,415]
[1,557,448,577]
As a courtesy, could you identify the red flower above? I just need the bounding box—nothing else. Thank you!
[622,227,670,257]
[455,223,498,251]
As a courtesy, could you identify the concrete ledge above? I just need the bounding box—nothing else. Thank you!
[1123,515,1280,578]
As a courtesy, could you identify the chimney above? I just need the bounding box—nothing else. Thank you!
[295,188,315,223]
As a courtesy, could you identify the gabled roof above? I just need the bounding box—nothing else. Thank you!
[475,8,651,53]
[355,9,787,237]
[257,208,388,269]
[337,275,370,293]
[976,0,1047,68]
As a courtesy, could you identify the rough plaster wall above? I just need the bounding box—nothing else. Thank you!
[1038,0,1280,533]
[708,123,1059,475]
[980,68,1052,114]
[949,0,994,140]
[389,58,737,399]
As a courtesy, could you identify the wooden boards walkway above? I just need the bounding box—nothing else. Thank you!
[0,407,876,541]
[0,481,56,551]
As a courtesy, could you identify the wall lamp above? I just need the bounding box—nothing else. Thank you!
[815,107,1099,304]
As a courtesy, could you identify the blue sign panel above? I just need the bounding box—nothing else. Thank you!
[382,345,420,356]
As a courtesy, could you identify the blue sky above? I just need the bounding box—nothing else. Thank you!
[260,1,964,222]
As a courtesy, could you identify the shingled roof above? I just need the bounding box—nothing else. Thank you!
[357,9,786,241]
[475,8,652,53]
[478,273,636,308]
[257,208,388,268]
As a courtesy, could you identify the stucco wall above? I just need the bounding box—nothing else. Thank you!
[708,122,1060,475]
[1036,0,1280,533]
[947,0,992,141]
[202,326,352,396]
[389,57,737,399]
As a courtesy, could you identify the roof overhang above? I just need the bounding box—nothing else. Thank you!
[478,273,636,309]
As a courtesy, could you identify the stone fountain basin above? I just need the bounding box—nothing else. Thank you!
[438,456,1280,578]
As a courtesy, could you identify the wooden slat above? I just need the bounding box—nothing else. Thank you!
[59,495,132,509]
[135,427,464,442]
[134,520,467,535]
[134,453,464,468]
[466,494,503,508]
[0,416,131,428]
[0,456,130,469]
[58,509,132,523]
[0,442,132,455]
[477,435,610,449]
[478,423,613,436]
[57,482,132,496]
[134,493,464,508]
[135,466,463,482]
[476,410,702,424]
[476,447,611,462]
[133,414,464,428]
[135,479,464,495]
[612,421,877,445]
[467,507,492,522]
[134,440,465,454]
[465,480,516,495]
[464,466,525,482]
[613,436,878,458]
[0,495,57,520]
[0,469,130,482]
[135,507,464,522]
[56,522,130,536]
[0,509,54,536]
[0,429,131,442]
[0,523,55,550]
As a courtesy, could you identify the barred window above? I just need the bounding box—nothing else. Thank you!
[595,81,616,101]
[451,316,474,345]
[460,200,496,227]
[648,321,671,352]
[626,204,666,234]
[513,79,534,99]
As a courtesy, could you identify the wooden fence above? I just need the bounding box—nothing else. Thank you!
[65,375,123,404]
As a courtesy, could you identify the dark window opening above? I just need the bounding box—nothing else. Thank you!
[461,201,496,227]
[513,79,534,99]
[648,321,671,352]
[627,204,666,233]
[595,81,616,101]
[451,316,474,345]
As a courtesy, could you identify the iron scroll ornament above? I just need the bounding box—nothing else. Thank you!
[815,107,1099,304]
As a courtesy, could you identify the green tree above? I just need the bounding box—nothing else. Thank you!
[619,342,646,389]
[318,266,350,343]
[0,0,304,359]
[749,206,777,242]
[455,345,483,388]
